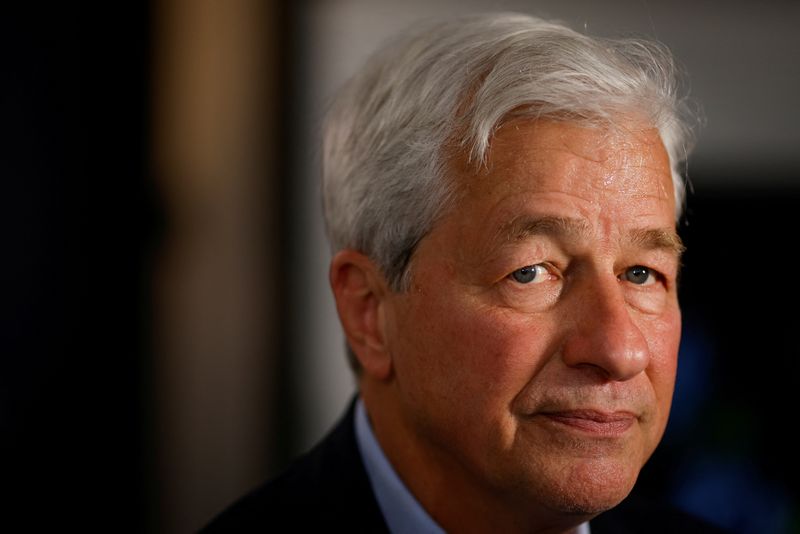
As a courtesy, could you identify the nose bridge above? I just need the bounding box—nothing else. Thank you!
[562,271,650,381]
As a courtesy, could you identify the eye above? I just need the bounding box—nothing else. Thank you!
[510,264,549,284]
[621,265,657,286]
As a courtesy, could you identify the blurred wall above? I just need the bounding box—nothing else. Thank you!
[3,4,86,530]
[151,1,283,531]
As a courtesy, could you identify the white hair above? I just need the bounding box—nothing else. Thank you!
[323,12,696,291]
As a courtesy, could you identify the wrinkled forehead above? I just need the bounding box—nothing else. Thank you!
[428,118,679,266]
[453,117,672,196]
[491,114,666,163]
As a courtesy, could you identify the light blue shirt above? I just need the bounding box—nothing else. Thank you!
[354,398,591,534]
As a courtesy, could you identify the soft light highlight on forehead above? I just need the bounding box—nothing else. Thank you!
[470,119,676,214]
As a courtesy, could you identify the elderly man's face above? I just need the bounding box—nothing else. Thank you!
[380,119,681,520]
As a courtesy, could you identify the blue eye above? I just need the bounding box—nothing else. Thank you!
[622,265,656,286]
[510,264,548,284]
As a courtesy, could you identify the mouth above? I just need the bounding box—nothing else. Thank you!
[537,409,637,437]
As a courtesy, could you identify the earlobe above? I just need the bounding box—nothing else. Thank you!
[329,250,393,380]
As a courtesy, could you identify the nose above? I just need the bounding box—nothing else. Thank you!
[561,275,650,382]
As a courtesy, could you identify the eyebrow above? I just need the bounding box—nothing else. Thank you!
[500,215,591,243]
[498,215,685,258]
[628,228,685,257]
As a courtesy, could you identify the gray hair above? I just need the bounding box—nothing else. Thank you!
[323,12,696,293]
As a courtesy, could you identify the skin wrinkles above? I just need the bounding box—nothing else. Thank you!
[487,216,683,291]
[545,119,673,202]
[499,216,683,258]
[353,118,681,534]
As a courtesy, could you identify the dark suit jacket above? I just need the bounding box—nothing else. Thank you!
[203,400,726,533]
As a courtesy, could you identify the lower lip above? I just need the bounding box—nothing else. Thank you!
[540,413,635,437]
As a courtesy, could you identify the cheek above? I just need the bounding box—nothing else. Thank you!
[399,290,554,411]
[650,307,680,383]
[643,306,681,433]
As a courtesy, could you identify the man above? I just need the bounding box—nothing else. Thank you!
[206,13,723,533]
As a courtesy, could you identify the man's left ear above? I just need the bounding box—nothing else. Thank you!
[329,250,393,381]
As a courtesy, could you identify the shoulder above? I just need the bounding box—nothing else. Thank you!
[591,493,730,534]
[201,401,388,532]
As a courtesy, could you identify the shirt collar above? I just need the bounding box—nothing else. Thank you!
[355,397,446,534]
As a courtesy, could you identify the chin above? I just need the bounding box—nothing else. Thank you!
[537,458,640,516]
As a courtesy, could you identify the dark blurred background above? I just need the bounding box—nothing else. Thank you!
[4,1,798,532]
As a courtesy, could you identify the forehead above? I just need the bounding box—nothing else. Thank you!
[452,118,675,223]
